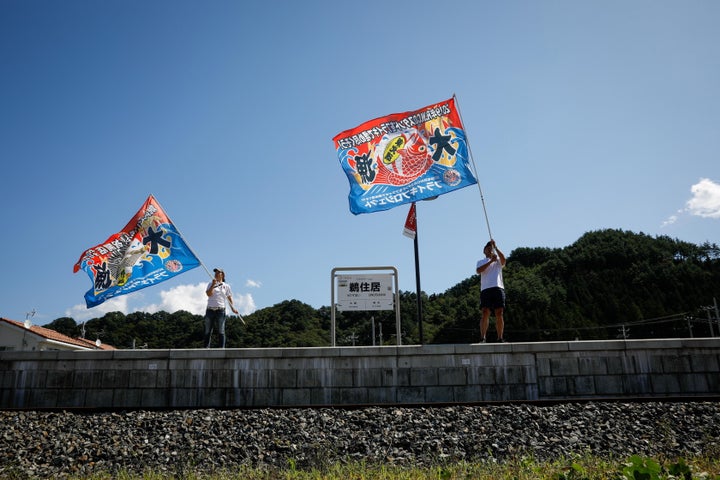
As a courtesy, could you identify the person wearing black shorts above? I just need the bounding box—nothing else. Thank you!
[476,239,506,343]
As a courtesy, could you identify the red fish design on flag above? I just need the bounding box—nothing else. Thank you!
[375,132,433,186]
[334,96,477,215]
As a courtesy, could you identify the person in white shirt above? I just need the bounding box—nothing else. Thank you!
[204,267,239,348]
[475,240,506,343]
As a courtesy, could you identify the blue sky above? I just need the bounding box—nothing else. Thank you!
[1,0,718,325]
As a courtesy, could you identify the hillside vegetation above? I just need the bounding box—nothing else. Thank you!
[47,229,720,348]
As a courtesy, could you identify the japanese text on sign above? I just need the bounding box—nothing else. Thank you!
[336,274,394,311]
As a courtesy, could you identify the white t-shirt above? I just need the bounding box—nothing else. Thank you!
[476,258,504,291]
[207,282,233,309]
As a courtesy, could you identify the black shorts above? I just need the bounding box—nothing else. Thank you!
[480,287,505,310]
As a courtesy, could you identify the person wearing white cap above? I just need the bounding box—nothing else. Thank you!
[204,267,238,348]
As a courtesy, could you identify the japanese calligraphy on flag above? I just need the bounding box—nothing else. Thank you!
[73,195,200,308]
[333,97,477,215]
[403,203,417,239]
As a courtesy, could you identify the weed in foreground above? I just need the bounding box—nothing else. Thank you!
[62,455,720,480]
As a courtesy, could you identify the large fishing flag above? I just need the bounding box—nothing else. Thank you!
[73,195,201,308]
[333,96,477,215]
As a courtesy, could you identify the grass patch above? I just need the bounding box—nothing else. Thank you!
[58,454,720,480]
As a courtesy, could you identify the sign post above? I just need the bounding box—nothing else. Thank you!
[330,266,400,347]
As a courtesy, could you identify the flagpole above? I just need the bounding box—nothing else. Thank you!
[453,94,494,240]
[413,205,424,345]
[404,202,424,344]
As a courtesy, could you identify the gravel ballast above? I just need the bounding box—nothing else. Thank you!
[1,401,719,478]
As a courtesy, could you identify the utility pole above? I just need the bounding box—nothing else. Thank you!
[704,306,715,337]
[617,325,628,340]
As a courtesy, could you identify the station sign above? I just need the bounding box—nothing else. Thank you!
[336,273,394,311]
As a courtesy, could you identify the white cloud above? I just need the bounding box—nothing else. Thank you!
[246,279,262,288]
[661,211,681,227]
[143,282,208,315]
[662,178,720,227]
[233,293,256,315]
[66,296,129,322]
[66,282,257,321]
[686,178,720,219]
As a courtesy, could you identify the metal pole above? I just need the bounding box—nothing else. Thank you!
[330,274,336,347]
[453,94,493,239]
[413,208,424,344]
[707,307,715,337]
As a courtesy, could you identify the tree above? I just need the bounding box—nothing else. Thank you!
[44,317,79,338]
[49,230,720,347]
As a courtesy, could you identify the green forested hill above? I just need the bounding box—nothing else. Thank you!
[47,229,720,348]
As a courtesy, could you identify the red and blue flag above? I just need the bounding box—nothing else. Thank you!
[73,195,200,308]
[333,97,477,215]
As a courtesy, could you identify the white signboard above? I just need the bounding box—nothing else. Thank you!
[336,274,394,311]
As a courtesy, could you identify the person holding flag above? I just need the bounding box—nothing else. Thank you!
[335,95,502,344]
[476,240,506,343]
[204,267,239,348]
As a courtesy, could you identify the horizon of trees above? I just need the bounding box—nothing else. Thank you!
[46,229,720,349]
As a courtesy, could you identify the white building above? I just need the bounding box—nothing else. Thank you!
[0,317,115,352]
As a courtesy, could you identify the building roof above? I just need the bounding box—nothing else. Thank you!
[0,317,116,350]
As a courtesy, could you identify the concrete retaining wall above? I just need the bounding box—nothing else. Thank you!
[1,338,719,409]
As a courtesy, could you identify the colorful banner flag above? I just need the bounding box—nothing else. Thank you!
[333,97,477,215]
[73,195,201,308]
[403,202,417,239]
